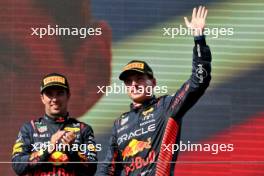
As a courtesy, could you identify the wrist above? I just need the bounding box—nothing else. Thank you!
[194,35,206,46]
[40,148,51,161]
[192,28,204,37]
[47,141,57,154]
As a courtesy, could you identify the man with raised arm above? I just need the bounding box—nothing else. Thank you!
[98,6,211,176]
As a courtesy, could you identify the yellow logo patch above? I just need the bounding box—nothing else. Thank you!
[64,127,80,132]
[12,142,23,155]
[123,62,144,71]
[142,107,154,116]
[43,76,65,86]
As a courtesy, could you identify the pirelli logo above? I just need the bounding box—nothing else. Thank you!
[43,76,65,86]
[123,62,144,71]
[64,127,80,132]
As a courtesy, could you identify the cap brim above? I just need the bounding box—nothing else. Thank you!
[119,69,146,80]
[41,84,68,93]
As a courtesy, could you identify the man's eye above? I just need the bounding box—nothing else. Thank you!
[44,92,52,97]
[58,91,65,96]
[125,80,132,85]
[137,78,144,81]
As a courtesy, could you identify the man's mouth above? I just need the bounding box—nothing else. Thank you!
[51,104,60,109]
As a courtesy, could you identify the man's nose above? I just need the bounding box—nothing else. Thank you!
[50,95,59,101]
[131,80,138,86]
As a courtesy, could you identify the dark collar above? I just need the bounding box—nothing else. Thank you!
[44,113,69,124]
[130,96,157,111]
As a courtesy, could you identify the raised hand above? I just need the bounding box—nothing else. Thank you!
[184,6,208,36]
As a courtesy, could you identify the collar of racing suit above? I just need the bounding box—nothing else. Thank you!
[130,96,157,112]
[43,113,70,124]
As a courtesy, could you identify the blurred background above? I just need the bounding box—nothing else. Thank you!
[1,0,264,175]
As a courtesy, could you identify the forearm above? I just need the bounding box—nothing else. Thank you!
[12,154,30,175]
[168,36,211,119]
[12,149,50,175]
[190,35,211,89]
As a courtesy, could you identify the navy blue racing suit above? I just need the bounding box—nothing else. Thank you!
[12,114,97,176]
[97,36,212,176]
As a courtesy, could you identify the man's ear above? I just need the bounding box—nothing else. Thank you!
[152,78,157,87]
[67,92,71,99]
[40,93,45,104]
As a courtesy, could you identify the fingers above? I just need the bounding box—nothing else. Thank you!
[185,6,207,27]
[184,17,190,27]
[192,7,196,20]
[203,9,208,19]
[61,131,76,144]
[201,6,205,18]
[197,6,202,19]
[186,6,207,36]
[57,130,66,138]
[56,131,66,142]
[49,130,66,153]
[50,130,65,144]
[193,6,207,19]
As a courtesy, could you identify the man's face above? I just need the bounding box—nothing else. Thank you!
[124,72,156,103]
[41,87,70,117]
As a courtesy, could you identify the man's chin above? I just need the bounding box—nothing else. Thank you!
[131,95,151,103]
[50,111,63,117]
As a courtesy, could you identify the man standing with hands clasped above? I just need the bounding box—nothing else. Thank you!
[12,73,97,176]
[98,6,212,176]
